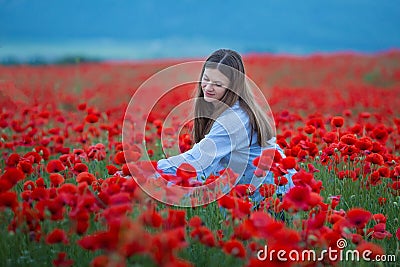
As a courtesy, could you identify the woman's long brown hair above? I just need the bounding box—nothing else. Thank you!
[193,49,273,147]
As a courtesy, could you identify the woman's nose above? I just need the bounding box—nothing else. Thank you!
[204,82,214,90]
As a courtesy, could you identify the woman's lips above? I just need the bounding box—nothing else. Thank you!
[205,91,215,97]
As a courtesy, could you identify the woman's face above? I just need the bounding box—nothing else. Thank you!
[201,68,230,103]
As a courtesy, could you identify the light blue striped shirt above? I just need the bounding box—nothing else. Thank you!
[157,100,295,202]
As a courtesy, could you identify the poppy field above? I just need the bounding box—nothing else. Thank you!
[0,51,400,266]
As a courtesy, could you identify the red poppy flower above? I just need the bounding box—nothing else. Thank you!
[176,163,197,179]
[49,173,65,187]
[331,116,344,128]
[230,184,255,197]
[396,227,400,240]
[340,134,357,145]
[152,227,187,264]
[6,153,20,167]
[372,126,388,142]
[393,165,400,178]
[46,228,68,244]
[274,176,288,186]
[271,163,289,178]
[355,137,373,151]
[323,132,338,144]
[53,252,73,267]
[25,151,42,164]
[58,183,78,195]
[109,192,131,205]
[73,163,89,173]
[163,127,175,136]
[281,186,321,211]
[0,179,14,193]
[238,222,258,242]
[78,234,100,251]
[338,170,357,181]
[307,163,320,173]
[253,155,273,170]
[254,149,282,170]
[76,172,96,185]
[85,114,99,123]
[291,170,316,189]
[378,167,390,177]
[164,209,187,229]
[36,177,46,188]
[307,117,325,129]
[254,168,266,177]
[166,258,195,267]
[1,168,25,186]
[232,198,252,219]
[199,232,216,247]
[371,223,392,239]
[304,125,316,134]
[223,239,246,258]
[72,149,88,162]
[76,220,89,235]
[329,195,341,209]
[85,144,105,161]
[346,208,372,229]
[390,181,400,193]
[365,153,384,165]
[77,103,86,110]
[218,195,235,209]
[34,146,50,160]
[281,156,296,169]
[114,151,126,165]
[249,211,275,232]
[356,242,384,261]
[190,226,216,247]
[23,180,36,191]
[102,204,131,222]
[350,233,364,245]
[46,160,66,173]
[90,255,109,267]
[0,191,18,211]
[259,184,276,198]
[188,216,203,228]
[124,150,141,163]
[106,165,119,175]
[378,197,387,206]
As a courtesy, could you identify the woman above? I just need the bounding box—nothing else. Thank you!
[157,49,295,205]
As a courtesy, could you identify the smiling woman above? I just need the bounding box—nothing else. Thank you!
[156,49,296,206]
[201,68,230,103]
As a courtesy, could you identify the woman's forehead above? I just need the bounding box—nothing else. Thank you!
[203,68,230,84]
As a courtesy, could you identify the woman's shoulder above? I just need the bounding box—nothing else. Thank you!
[218,100,246,120]
[209,101,248,137]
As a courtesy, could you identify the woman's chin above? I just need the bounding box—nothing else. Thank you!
[203,96,216,103]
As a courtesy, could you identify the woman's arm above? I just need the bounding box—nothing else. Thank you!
[157,118,239,182]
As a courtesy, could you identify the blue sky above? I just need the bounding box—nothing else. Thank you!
[1,0,399,59]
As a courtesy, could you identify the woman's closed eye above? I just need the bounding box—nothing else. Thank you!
[203,77,224,88]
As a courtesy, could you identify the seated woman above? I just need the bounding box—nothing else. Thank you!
[157,49,295,206]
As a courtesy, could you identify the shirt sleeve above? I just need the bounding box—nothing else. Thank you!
[157,119,238,182]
